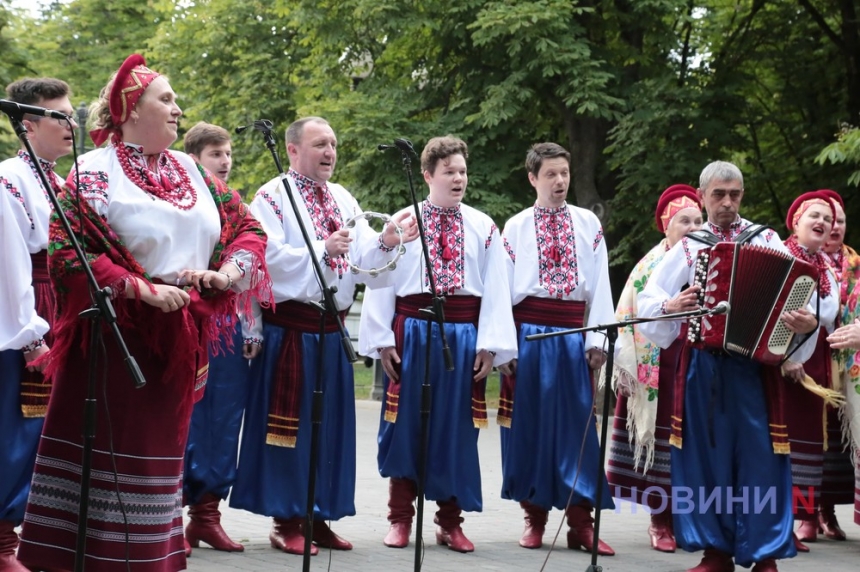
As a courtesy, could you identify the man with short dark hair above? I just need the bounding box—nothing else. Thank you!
[185,121,233,182]
[0,77,75,571]
[498,142,616,554]
[179,122,246,554]
[359,135,517,553]
[230,117,417,556]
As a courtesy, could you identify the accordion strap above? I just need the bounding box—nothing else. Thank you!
[685,224,772,246]
[734,224,770,244]
[685,229,719,246]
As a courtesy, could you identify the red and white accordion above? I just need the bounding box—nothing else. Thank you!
[687,242,819,365]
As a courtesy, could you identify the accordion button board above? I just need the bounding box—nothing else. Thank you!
[687,242,819,365]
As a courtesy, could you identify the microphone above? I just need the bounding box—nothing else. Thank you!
[710,301,731,315]
[378,138,416,154]
[394,138,414,153]
[235,120,274,135]
[0,99,71,120]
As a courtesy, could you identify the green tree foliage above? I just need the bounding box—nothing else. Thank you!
[817,124,860,187]
[607,0,859,269]
[2,0,161,172]
[146,0,310,194]
[0,1,48,157]
[4,0,858,297]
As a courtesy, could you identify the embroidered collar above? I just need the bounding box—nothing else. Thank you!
[119,141,164,171]
[424,199,460,216]
[706,217,744,240]
[17,149,56,175]
[289,168,327,196]
[534,203,567,215]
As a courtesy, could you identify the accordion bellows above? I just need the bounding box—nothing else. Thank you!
[688,242,819,365]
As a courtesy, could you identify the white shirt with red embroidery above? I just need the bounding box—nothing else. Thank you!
[0,185,47,351]
[244,170,395,339]
[638,217,818,362]
[358,200,518,368]
[70,144,225,282]
[0,151,58,352]
[501,203,614,352]
[0,150,61,253]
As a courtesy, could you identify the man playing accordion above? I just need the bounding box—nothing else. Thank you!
[637,161,818,572]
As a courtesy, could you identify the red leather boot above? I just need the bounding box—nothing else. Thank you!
[795,513,818,542]
[269,518,317,556]
[185,493,244,552]
[519,501,548,549]
[565,503,614,556]
[183,536,192,558]
[792,532,809,552]
[312,521,352,550]
[648,510,676,552]
[434,500,474,552]
[818,504,847,540]
[383,478,416,548]
[0,521,29,572]
[751,558,778,572]
[686,548,735,572]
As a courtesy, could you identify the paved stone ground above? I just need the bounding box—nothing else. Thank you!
[186,400,860,572]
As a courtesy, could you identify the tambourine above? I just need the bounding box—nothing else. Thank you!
[343,211,406,277]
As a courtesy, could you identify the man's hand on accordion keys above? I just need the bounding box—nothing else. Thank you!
[780,308,818,335]
[664,285,701,314]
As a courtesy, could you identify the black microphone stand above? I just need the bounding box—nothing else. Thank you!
[525,305,725,572]
[380,140,454,572]
[239,120,356,572]
[4,114,145,572]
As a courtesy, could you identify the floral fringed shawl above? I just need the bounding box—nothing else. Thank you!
[610,238,669,473]
[832,244,860,459]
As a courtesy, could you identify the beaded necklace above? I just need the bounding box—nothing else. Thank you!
[113,134,197,210]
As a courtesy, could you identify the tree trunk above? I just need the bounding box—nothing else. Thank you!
[840,0,860,121]
[564,113,609,222]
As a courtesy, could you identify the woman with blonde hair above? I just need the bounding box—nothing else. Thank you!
[17,54,271,572]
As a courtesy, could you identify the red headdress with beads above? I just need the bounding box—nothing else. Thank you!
[90,54,160,146]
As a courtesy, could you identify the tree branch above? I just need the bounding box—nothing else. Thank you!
[796,0,846,53]
[714,0,768,70]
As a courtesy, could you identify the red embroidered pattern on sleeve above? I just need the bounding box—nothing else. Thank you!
[503,236,516,262]
[485,224,496,250]
[75,171,110,209]
[259,189,283,224]
[2,176,34,229]
[592,227,604,251]
[682,237,694,267]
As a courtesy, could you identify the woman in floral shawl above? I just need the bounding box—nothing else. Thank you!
[606,184,702,552]
[16,54,271,572]
[823,189,860,535]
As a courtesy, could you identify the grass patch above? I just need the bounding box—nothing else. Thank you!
[353,362,501,410]
[353,360,375,400]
